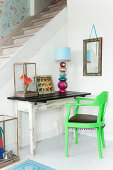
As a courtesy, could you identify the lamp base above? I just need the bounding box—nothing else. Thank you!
[59,90,67,93]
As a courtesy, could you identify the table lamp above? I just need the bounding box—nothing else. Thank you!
[56,47,71,93]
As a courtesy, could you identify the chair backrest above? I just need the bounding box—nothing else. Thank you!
[93,91,108,122]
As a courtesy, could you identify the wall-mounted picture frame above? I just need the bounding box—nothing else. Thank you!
[37,75,55,95]
[83,37,102,76]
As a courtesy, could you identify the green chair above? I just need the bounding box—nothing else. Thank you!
[65,91,108,158]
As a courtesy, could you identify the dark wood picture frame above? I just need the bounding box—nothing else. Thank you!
[83,37,102,76]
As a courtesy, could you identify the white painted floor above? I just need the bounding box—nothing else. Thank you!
[3,133,113,170]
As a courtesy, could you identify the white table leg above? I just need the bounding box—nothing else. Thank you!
[15,101,22,149]
[28,103,36,155]
[59,105,65,135]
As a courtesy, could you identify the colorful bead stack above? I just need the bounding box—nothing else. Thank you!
[58,62,68,93]
[56,47,71,93]
[0,128,4,159]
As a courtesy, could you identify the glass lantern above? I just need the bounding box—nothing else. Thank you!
[14,63,37,97]
[0,115,19,169]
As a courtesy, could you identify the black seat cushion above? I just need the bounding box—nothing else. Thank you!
[68,114,97,123]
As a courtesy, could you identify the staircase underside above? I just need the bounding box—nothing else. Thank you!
[0,0,66,65]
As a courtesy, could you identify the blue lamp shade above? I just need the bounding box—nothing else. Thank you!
[56,47,71,61]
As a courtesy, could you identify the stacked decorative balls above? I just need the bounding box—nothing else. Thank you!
[58,62,68,93]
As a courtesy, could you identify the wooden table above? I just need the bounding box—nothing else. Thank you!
[8,91,91,155]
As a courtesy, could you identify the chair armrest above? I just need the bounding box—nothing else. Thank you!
[65,100,96,122]
[75,98,95,101]
[65,105,71,122]
[65,103,95,107]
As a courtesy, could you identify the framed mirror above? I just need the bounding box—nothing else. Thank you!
[83,37,102,76]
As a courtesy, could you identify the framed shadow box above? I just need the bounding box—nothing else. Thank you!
[37,75,55,95]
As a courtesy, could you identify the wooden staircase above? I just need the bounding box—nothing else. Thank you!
[0,0,66,65]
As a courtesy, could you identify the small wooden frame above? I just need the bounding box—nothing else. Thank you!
[37,75,55,95]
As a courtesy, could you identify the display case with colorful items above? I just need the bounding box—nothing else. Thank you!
[37,75,55,95]
[14,63,37,97]
[0,128,4,159]
[56,47,71,93]
[0,115,19,169]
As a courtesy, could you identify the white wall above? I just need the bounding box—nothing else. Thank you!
[67,0,113,140]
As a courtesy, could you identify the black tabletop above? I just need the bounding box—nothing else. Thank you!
[7,91,91,103]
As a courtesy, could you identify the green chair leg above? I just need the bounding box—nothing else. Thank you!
[97,128,102,158]
[101,128,105,148]
[75,128,78,144]
[65,126,69,157]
